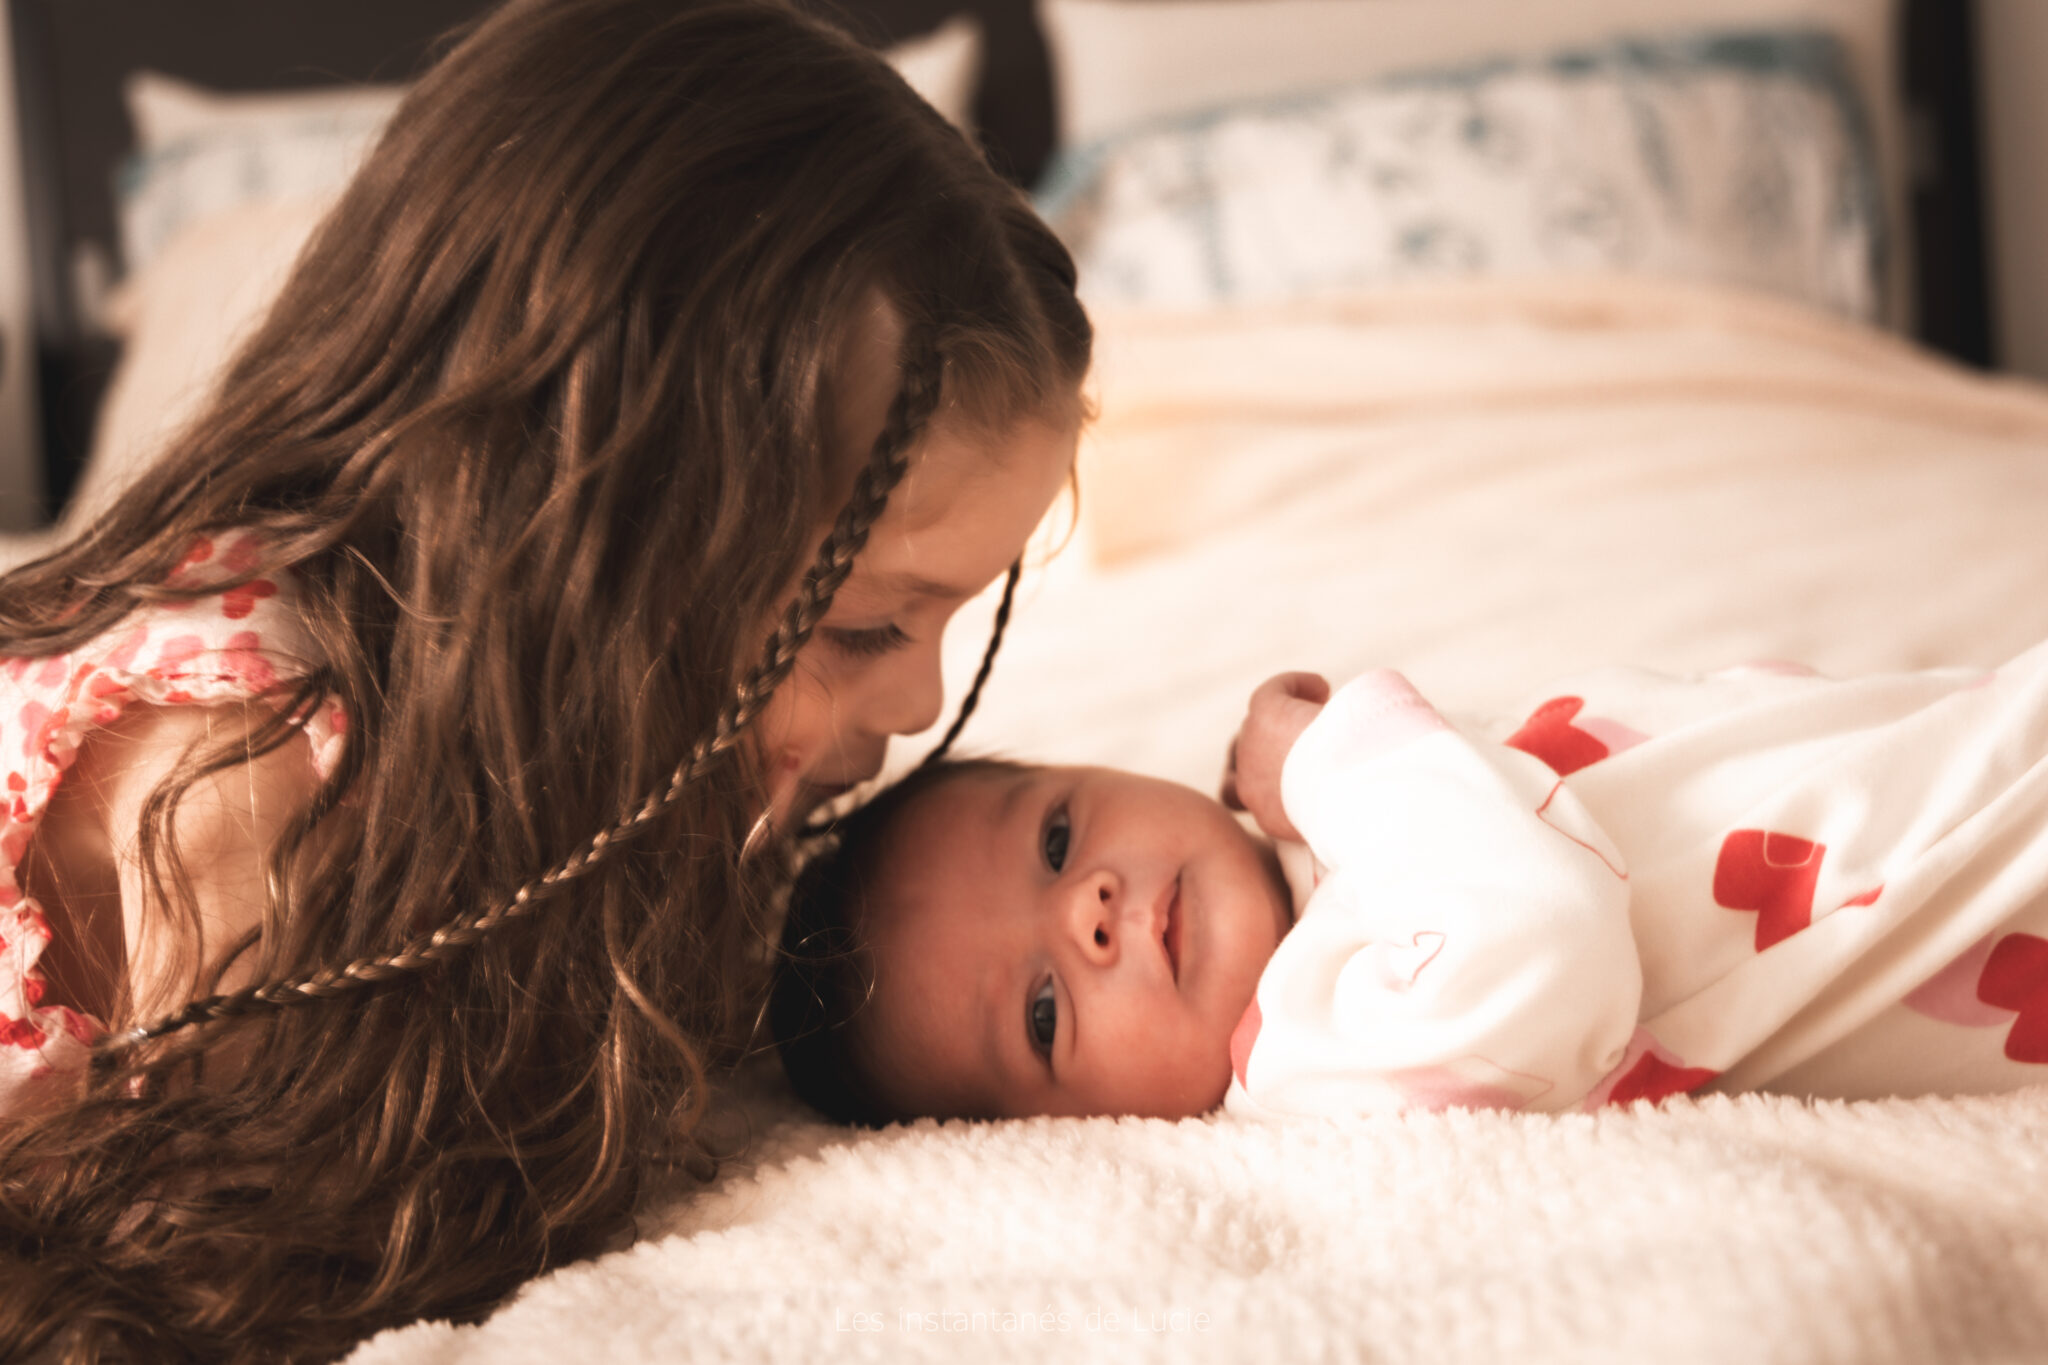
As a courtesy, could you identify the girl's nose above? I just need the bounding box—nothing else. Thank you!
[877,643,946,737]
[1063,870,1121,966]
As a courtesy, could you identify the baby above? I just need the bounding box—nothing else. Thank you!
[772,646,2048,1124]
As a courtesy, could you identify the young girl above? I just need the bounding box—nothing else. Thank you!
[0,1,1089,1359]
[775,650,2048,1125]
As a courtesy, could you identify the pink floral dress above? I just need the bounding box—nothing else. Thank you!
[0,531,341,1115]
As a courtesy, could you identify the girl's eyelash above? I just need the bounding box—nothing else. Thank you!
[823,624,909,659]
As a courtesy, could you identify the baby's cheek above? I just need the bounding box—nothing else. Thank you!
[1182,1046,1235,1117]
[1098,1007,1232,1119]
[1177,1008,1243,1116]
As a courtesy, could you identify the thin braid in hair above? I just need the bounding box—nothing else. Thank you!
[93,335,948,1065]
[917,558,1020,769]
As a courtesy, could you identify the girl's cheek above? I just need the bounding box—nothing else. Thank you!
[765,752,808,828]
[754,666,825,763]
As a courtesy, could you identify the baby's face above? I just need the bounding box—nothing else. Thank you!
[859,765,1291,1120]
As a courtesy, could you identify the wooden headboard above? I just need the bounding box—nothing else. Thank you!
[4,0,1991,522]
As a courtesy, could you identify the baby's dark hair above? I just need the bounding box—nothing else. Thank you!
[772,756,1031,1125]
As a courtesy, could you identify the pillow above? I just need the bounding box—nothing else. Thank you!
[111,15,985,279]
[79,17,987,526]
[85,197,337,527]
[1036,31,1882,321]
[124,69,408,151]
[116,72,404,280]
[1037,0,1908,327]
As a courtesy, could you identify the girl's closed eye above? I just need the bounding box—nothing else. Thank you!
[1029,977,1058,1059]
[822,623,909,660]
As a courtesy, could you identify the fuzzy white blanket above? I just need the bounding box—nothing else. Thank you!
[360,1077,2048,1363]
[336,275,2048,1361]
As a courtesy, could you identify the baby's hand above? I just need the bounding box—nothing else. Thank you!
[1221,671,1331,843]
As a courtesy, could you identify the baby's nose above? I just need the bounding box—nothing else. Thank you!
[1065,871,1121,965]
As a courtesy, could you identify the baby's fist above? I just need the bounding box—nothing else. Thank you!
[1222,671,1330,843]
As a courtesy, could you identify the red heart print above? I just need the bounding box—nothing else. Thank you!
[1713,830,1823,951]
[1505,697,1609,776]
[1606,1051,1718,1105]
[1977,933,2048,1063]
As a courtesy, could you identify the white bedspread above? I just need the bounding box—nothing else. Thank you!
[335,275,2048,1360]
[359,1077,2048,1363]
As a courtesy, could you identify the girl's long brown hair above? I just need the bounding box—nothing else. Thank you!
[0,1,1089,1359]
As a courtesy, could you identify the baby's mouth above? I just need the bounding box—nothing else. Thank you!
[1163,874,1184,985]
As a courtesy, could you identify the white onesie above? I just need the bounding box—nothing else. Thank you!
[1225,642,2048,1117]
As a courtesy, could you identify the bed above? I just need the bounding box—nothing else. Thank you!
[9,1,2048,1361]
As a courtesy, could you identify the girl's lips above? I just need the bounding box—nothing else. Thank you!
[1162,874,1184,985]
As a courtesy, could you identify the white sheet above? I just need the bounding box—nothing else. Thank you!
[954,275,2048,787]
[349,275,2048,1363]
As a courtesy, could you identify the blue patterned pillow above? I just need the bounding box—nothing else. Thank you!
[1036,30,1882,319]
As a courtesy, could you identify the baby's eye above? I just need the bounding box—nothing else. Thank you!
[1042,805,1071,872]
[1028,978,1058,1057]
[823,624,909,660]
